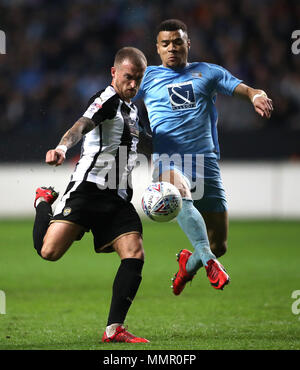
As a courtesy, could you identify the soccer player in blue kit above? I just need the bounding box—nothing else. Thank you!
[136,19,273,295]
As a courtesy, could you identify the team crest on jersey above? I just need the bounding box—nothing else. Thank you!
[167,81,196,110]
[63,207,72,216]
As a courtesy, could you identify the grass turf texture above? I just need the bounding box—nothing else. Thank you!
[0,219,299,350]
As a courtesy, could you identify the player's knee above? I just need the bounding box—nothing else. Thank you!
[125,241,145,260]
[133,247,145,260]
[212,240,227,258]
[40,244,61,261]
[114,234,145,260]
[121,248,145,260]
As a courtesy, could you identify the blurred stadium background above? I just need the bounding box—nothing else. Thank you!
[0,0,300,219]
[1,0,300,352]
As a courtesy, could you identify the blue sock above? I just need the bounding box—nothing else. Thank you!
[176,199,215,274]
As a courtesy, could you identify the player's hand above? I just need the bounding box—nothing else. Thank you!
[45,149,66,166]
[253,93,273,119]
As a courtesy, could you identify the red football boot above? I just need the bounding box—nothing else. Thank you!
[205,259,230,290]
[34,186,59,208]
[171,249,195,296]
[102,325,149,343]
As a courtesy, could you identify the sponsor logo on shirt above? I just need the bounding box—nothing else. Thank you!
[190,72,202,78]
[167,81,196,110]
[87,102,102,114]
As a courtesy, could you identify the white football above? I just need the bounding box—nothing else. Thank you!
[141,181,182,222]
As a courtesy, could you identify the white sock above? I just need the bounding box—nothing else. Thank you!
[177,199,215,273]
[106,323,123,337]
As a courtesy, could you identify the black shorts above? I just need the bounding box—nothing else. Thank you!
[51,181,142,253]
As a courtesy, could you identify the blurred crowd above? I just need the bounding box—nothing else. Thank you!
[0,0,299,159]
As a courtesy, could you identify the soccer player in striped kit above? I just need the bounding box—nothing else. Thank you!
[32,47,149,343]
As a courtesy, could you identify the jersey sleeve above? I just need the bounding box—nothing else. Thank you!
[83,90,118,125]
[210,64,242,96]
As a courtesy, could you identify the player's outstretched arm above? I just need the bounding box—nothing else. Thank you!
[46,117,96,166]
[233,83,273,119]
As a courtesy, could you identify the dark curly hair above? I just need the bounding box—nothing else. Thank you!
[156,19,188,35]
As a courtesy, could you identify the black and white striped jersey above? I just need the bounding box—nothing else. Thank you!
[70,85,140,201]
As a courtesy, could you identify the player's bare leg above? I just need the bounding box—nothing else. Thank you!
[40,222,84,261]
[201,210,228,258]
[113,232,144,260]
[102,233,149,343]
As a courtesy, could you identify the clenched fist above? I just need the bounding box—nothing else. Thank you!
[45,148,66,166]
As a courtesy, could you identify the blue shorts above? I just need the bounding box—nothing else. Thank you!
[152,153,227,213]
[192,178,227,213]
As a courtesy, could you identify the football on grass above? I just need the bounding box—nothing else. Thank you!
[141,182,182,222]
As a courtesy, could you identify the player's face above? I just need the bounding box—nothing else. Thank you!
[156,30,190,69]
[111,59,145,102]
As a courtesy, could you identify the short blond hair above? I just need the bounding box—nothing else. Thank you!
[114,47,147,69]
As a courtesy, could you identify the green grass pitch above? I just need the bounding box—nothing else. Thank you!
[0,218,300,350]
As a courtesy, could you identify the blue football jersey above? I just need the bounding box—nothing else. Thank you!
[136,62,242,159]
